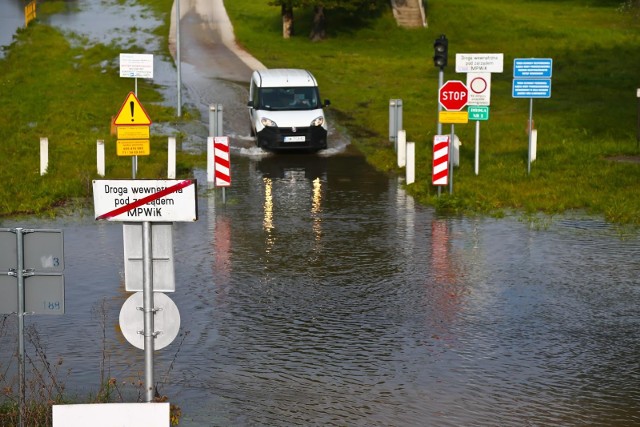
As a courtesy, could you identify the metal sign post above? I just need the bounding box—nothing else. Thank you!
[142,221,155,402]
[1,228,65,427]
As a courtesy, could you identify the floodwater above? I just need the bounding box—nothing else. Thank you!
[1,1,640,426]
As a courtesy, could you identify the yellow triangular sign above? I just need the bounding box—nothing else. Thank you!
[113,92,152,126]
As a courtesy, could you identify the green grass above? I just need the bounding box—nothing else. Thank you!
[0,0,197,217]
[2,0,640,223]
[225,0,640,223]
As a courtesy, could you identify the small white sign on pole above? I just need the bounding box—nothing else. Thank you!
[119,53,154,79]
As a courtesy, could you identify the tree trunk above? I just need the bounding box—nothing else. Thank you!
[282,4,294,39]
[309,6,326,41]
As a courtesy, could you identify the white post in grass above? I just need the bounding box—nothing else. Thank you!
[406,141,415,185]
[96,140,105,177]
[397,130,406,168]
[168,137,176,179]
[40,137,48,175]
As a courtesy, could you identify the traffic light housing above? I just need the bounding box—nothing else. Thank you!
[433,34,448,69]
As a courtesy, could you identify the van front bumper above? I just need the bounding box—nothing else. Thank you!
[256,126,327,151]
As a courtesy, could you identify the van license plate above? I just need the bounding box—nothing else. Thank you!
[284,136,305,142]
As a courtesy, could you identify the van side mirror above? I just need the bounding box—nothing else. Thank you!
[324,99,331,107]
[247,100,254,108]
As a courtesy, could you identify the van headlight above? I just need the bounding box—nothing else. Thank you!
[310,116,324,127]
[261,117,277,127]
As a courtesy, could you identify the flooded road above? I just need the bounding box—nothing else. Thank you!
[1,1,640,426]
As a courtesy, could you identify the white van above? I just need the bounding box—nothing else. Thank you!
[248,69,330,151]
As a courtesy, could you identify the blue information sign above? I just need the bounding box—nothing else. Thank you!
[512,79,552,98]
[513,58,553,78]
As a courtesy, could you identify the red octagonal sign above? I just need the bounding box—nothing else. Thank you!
[439,80,469,111]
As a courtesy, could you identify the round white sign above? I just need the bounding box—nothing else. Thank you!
[119,292,181,350]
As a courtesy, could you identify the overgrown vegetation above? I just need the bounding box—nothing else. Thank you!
[225,0,640,224]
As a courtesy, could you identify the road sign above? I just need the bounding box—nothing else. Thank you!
[468,106,490,121]
[113,92,152,126]
[455,53,504,73]
[439,111,469,124]
[432,135,449,186]
[439,80,468,111]
[93,179,198,222]
[214,137,231,187]
[512,78,552,98]
[119,292,180,350]
[466,73,491,106]
[514,58,553,78]
[119,53,154,79]
[117,140,150,156]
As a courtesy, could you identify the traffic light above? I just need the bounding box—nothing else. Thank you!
[433,34,448,69]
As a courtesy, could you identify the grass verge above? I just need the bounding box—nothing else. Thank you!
[224,0,640,224]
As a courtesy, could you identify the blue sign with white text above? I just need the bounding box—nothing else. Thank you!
[512,78,552,98]
[513,58,553,78]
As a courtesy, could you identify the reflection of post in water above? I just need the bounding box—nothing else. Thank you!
[263,177,275,253]
[311,177,323,245]
[428,220,464,328]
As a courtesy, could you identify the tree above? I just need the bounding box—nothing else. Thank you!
[270,0,388,41]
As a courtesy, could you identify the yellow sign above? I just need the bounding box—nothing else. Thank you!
[113,92,152,126]
[117,140,150,156]
[117,125,150,139]
[25,1,36,26]
[439,111,469,124]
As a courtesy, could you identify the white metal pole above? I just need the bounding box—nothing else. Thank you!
[449,125,455,194]
[16,228,25,427]
[168,137,176,179]
[474,121,480,175]
[528,98,533,175]
[97,140,105,177]
[40,137,48,175]
[176,0,182,117]
[142,221,155,402]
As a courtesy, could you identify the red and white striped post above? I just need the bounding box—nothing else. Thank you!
[432,135,449,187]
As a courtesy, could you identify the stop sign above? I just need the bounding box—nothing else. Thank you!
[439,80,469,111]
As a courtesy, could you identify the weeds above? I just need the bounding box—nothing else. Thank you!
[0,299,188,426]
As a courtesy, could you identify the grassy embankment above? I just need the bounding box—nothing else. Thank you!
[0,0,196,218]
[225,0,640,224]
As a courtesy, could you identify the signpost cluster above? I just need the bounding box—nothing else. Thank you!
[93,179,197,403]
[433,34,554,191]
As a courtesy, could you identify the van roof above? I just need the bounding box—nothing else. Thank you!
[253,69,318,88]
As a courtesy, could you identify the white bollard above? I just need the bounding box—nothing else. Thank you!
[168,137,176,179]
[206,136,214,183]
[453,135,462,167]
[397,130,406,168]
[531,129,537,162]
[40,137,48,175]
[96,140,105,177]
[406,141,415,185]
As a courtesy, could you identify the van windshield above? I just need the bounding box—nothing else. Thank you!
[258,87,321,111]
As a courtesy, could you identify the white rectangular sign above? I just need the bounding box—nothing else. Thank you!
[53,403,169,427]
[119,53,154,79]
[456,53,504,73]
[93,179,197,222]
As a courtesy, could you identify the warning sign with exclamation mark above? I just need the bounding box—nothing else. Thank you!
[113,92,152,126]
